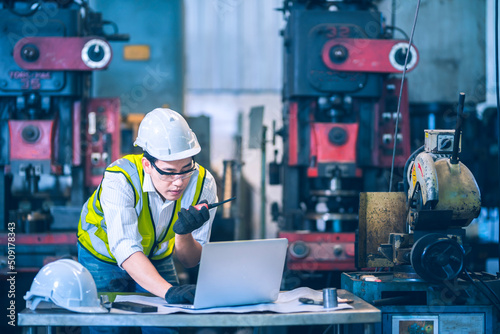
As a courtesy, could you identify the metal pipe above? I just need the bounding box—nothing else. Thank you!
[261,126,267,239]
[450,92,465,165]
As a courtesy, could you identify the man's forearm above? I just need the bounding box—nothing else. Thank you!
[121,251,172,297]
[174,233,202,268]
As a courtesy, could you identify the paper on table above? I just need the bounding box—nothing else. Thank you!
[113,287,354,314]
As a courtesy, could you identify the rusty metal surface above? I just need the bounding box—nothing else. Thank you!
[388,233,413,266]
[434,159,481,226]
[358,192,407,268]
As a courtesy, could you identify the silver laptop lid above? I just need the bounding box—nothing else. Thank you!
[193,238,288,309]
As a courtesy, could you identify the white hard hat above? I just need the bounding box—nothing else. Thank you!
[134,108,201,161]
[24,259,108,313]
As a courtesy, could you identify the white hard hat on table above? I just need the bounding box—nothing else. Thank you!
[24,259,108,313]
[134,108,201,161]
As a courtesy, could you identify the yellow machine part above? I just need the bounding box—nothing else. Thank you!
[434,159,481,226]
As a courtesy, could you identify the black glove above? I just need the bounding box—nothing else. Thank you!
[165,284,196,304]
[173,200,210,235]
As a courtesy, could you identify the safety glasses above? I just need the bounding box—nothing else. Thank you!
[150,159,196,182]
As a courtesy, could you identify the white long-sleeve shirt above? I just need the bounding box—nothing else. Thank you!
[98,167,217,267]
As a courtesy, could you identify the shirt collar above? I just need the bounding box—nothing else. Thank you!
[143,173,174,207]
[143,173,157,193]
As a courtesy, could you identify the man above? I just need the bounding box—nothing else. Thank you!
[77,108,217,333]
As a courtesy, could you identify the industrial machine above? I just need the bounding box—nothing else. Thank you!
[274,0,417,284]
[358,94,481,282]
[0,0,127,235]
[342,93,500,332]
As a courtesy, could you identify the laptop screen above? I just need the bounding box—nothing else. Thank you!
[191,238,288,309]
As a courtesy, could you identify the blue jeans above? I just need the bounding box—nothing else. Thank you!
[78,244,179,334]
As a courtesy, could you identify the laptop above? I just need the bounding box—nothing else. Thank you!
[167,238,288,309]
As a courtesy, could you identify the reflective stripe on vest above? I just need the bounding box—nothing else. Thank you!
[77,154,207,264]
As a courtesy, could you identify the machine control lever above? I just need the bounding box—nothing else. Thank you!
[450,92,465,164]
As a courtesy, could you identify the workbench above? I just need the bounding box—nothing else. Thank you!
[18,290,380,333]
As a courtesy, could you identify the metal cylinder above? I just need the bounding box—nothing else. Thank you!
[323,288,338,308]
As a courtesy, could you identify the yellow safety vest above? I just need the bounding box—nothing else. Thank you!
[77,154,206,264]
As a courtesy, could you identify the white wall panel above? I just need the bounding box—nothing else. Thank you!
[185,0,284,92]
[378,0,486,104]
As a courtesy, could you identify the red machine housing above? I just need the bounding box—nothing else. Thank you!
[85,98,121,188]
[371,78,411,167]
[280,232,356,271]
[321,38,418,73]
[308,122,360,178]
[9,120,55,161]
[14,37,112,71]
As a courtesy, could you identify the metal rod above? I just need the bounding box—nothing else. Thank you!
[388,0,421,191]
[261,126,267,239]
[450,92,465,164]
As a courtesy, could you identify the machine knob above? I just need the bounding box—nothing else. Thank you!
[393,47,412,67]
[81,39,112,69]
[289,241,310,259]
[333,245,343,257]
[87,44,106,62]
[410,233,465,283]
[329,45,348,64]
[21,125,41,143]
[328,127,348,146]
[21,44,39,62]
[439,138,452,150]
[389,42,418,71]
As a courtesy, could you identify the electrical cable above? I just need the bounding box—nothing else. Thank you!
[385,26,410,41]
[388,0,421,192]
[102,20,119,35]
[463,269,500,313]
